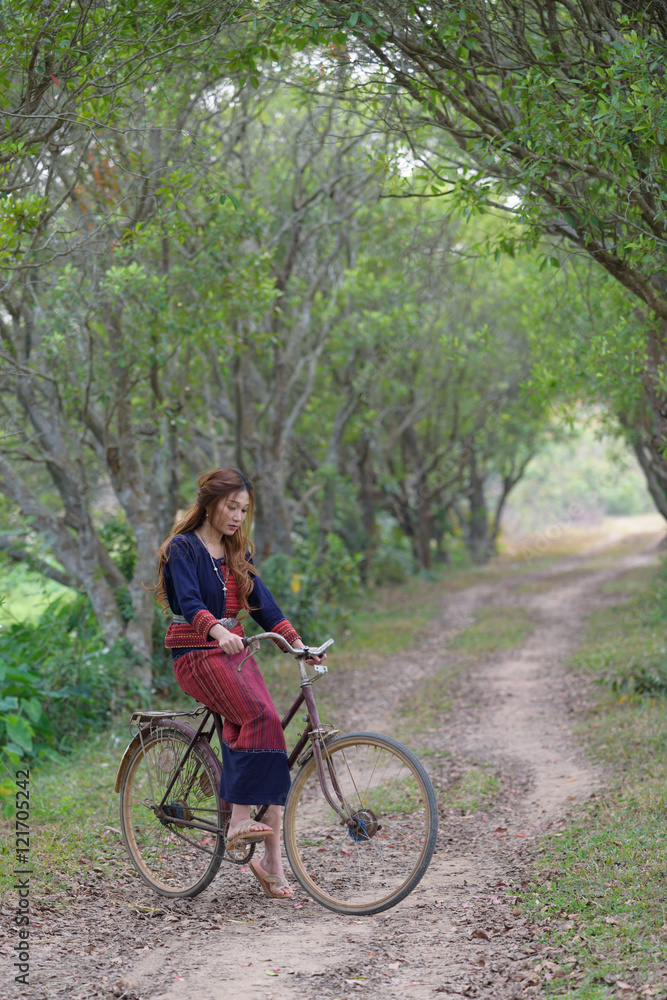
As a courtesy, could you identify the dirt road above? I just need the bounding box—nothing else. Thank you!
[3,531,661,1000]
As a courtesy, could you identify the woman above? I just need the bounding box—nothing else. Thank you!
[155,467,325,900]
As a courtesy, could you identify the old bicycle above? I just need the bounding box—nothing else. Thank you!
[115,633,438,915]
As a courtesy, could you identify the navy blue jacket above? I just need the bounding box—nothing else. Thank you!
[163,532,299,657]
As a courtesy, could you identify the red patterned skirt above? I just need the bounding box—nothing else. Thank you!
[173,647,290,806]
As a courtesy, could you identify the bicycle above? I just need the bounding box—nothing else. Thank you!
[115,633,438,915]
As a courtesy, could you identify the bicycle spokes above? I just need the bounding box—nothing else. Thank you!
[119,729,225,897]
[284,733,438,915]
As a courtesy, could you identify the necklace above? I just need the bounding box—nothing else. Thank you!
[195,531,229,601]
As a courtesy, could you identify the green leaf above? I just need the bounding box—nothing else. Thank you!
[5,715,33,753]
[2,743,23,763]
[22,697,44,724]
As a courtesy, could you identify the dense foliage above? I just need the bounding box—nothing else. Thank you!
[0,594,136,768]
[0,44,558,677]
[1,2,664,765]
[264,1,667,516]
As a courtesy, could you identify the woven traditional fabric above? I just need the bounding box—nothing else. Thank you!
[163,532,301,656]
[173,646,290,806]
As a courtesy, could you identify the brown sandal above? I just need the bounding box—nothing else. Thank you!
[248,858,295,899]
[226,820,274,851]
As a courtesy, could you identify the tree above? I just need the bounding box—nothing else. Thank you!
[291,201,556,570]
[268,1,667,516]
[363,234,550,567]
[0,54,278,682]
[0,56,407,676]
[0,17,564,677]
[200,86,389,559]
[0,2,267,267]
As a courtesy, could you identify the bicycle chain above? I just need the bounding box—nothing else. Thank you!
[163,821,256,864]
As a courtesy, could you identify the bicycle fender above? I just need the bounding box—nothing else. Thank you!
[114,718,222,793]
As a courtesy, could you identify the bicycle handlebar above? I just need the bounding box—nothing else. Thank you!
[242,632,334,659]
[239,633,333,676]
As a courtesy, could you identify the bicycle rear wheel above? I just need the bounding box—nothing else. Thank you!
[283,732,438,915]
[119,727,225,898]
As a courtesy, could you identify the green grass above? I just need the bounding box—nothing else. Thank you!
[395,606,535,742]
[523,569,667,998]
[333,564,506,660]
[0,552,579,909]
[350,592,444,656]
[1,561,496,901]
[449,605,534,656]
[598,565,655,596]
[501,517,664,567]
[515,569,592,595]
[0,727,136,901]
[397,668,459,730]
[368,775,426,815]
[256,561,514,720]
[441,767,501,813]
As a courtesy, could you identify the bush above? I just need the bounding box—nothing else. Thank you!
[0,594,139,769]
[368,516,416,584]
[257,531,362,641]
[596,652,667,699]
[97,513,137,579]
[151,603,181,698]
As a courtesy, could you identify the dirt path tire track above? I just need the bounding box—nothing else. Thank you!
[3,537,660,1000]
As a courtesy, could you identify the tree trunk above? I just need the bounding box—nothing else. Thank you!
[104,306,163,685]
[415,500,433,571]
[357,431,377,581]
[252,457,294,561]
[466,451,491,565]
[635,321,667,518]
[433,516,450,564]
[631,437,667,520]
[489,456,536,556]
[315,395,360,562]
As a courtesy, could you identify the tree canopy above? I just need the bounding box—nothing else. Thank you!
[251,1,667,513]
[0,1,660,689]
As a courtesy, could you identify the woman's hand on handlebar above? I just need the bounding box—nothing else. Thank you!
[292,638,327,666]
[210,623,245,655]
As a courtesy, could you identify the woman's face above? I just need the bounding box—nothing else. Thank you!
[211,489,250,537]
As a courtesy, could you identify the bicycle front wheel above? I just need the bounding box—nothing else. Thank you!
[119,727,224,898]
[283,732,438,915]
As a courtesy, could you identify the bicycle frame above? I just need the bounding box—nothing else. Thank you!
[145,659,349,841]
[120,631,438,913]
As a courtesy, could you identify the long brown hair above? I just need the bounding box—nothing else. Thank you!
[155,468,257,613]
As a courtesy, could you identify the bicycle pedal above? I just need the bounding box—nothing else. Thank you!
[297,729,340,767]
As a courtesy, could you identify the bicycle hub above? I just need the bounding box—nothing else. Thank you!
[159,800,193,828]
[347,809,380,842]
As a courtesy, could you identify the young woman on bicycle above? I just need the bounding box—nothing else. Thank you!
[155,467,325,900]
